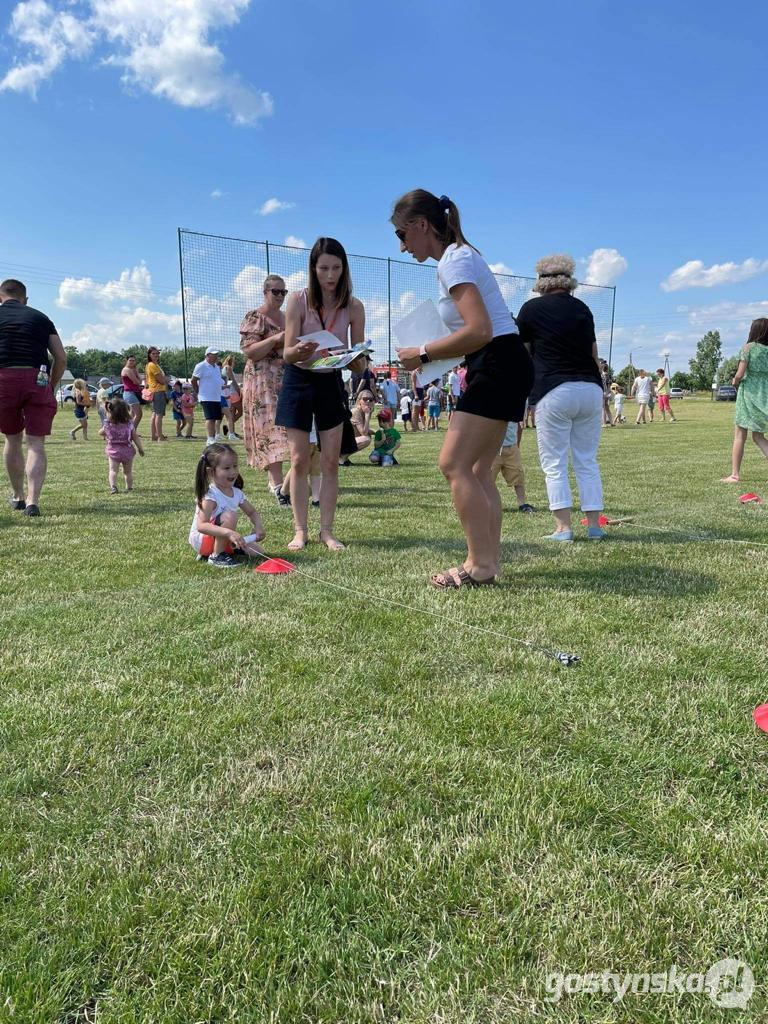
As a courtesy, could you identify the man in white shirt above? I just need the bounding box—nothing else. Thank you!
[447,367,461,417]
[631,369,652,425]
[380,375,400,420]
[192,346,224,444]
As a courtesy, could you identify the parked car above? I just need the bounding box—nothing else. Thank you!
[715,385,737,402]
[105,383,124,400]
[670,387,685,399]
[55,383,99,404]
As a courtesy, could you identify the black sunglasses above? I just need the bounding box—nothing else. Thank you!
[394,228,406,242]
[270,288,288,297]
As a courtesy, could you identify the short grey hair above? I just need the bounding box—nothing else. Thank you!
[263,273,285,293]
[533,254,577,294]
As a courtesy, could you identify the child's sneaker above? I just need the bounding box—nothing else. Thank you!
[208,552,240,568]
[381,454,394,467]
[518,503,535,513]
[311,499,320,507]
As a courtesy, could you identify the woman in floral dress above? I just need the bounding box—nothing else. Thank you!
[240,274,291,501]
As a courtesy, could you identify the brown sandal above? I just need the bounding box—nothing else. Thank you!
[430,566,496,589]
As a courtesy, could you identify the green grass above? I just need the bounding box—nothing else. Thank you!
[2,399,768,1023]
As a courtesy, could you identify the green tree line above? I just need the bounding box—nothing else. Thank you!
[64,345,246,379]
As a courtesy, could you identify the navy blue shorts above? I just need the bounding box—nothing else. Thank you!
[172,409,184,422]
[457,335,533,422]
[201,400,223,421]
[275,365,347,433]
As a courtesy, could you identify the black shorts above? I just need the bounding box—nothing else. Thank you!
[402,412,411,422]
[275,365,347,433]
[201,400,223,421]
[457,334,533,422]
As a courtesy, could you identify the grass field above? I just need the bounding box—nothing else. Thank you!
[2,397,768,1023]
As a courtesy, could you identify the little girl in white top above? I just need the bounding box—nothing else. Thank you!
[190,443,265,568]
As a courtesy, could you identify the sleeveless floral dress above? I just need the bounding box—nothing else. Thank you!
[239,309,289,470]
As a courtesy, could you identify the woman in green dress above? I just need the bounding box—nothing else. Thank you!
[721,318,768,483]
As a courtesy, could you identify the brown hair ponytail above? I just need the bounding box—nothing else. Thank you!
[390,189,479,253]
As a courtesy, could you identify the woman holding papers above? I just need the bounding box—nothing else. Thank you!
[391,190,532,588]
[276,237,366,551]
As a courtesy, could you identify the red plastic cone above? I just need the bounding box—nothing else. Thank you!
[739,493,763,504]
[253,557,295,575]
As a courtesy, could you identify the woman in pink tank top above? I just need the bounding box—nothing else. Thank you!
[120,355,144,433]
[276,238,366,552]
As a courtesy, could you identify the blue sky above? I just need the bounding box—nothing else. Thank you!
[1,0,766,372]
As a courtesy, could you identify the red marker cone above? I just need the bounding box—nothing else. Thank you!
[753,704,768,733]
[739,493,763,504]
[253,557,295,575]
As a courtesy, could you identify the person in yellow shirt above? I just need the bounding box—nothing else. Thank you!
[144,346,168,441]
[655,368,676,422]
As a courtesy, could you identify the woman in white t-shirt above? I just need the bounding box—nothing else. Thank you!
[391,189,533,588]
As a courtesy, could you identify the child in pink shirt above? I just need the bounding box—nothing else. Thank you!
[99,397,144,492]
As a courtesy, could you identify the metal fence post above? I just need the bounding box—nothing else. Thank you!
[387,258,392,367]
[177,228,189,379]
[265,240,270,275]
[608,286,616,372]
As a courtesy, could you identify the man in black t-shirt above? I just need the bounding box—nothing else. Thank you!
[0,278,67,516]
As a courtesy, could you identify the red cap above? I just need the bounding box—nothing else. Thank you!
[377,407,392,422]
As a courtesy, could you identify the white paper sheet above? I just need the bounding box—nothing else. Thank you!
[393,299,445,348]
[393,299,459,386]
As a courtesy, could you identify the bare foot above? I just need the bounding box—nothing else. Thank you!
[319,531,346,551]
[720,474,740,483]
[287,530,308,552]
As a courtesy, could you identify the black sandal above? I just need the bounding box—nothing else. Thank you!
[430,567,496,589]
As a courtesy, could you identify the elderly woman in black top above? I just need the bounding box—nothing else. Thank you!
[515,254,606,541]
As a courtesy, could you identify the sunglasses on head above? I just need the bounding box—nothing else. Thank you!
[270,288,288,297]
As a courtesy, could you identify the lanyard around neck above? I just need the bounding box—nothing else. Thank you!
[318,304,340,335]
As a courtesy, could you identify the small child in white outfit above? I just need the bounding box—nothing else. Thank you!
[610,384,626,425]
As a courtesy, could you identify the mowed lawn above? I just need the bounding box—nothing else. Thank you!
[2,397,768,1023]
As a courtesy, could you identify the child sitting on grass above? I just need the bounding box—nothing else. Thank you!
[99,397,144,493]
[491,421,534,513]
[369,407,401,466]
[189,443,265,568]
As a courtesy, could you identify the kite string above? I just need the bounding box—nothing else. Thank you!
[256,555,576,662]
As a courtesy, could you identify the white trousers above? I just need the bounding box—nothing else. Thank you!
[535,381,604,511]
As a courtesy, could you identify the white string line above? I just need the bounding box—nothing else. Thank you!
[618,522,768,547]
[255,555,580,665]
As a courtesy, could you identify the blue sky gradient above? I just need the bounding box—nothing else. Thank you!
[1,0,765,371]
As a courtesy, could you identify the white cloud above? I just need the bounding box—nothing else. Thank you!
[210,188,225,198]
[0,0,94,96]
[1,0,273,125]
[70,306,182,349]
[661,257,768,292]
[584,248,628,287]
[284,235,306,249]
[259,197,295,215]
[57,262,153,308]
[489,262,515,276]
[686,299,768,327]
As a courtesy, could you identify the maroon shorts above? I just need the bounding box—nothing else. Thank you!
[0,368,58,436]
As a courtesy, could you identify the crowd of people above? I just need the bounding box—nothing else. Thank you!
[2,192,768,583]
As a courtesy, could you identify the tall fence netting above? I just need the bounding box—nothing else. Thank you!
[179,230,615,365]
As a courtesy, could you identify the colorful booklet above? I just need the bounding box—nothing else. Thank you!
[297,333,373,372]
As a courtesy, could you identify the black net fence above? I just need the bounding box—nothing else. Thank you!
[178,229,616,366]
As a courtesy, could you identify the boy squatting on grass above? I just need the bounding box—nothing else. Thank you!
[491,421,535,513]
[369,407,401,466]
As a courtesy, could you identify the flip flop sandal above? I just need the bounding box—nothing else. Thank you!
[430,566,496,589]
